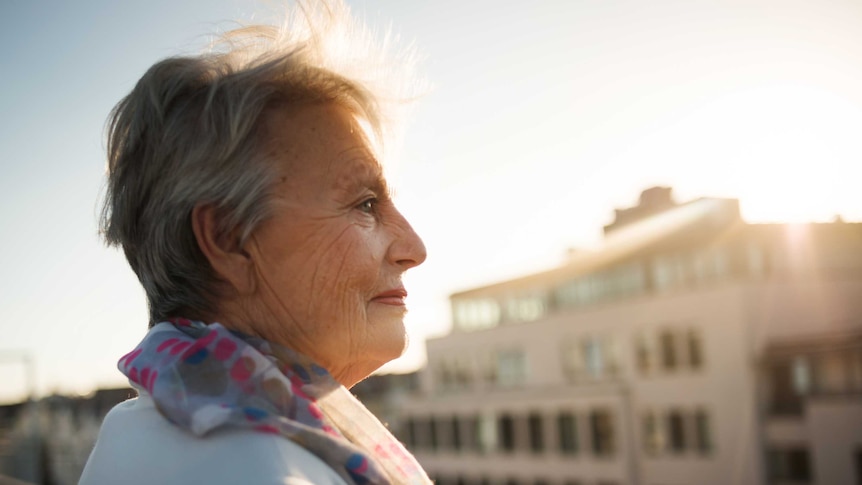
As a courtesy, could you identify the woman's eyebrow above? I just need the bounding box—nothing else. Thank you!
[331,152,391,198]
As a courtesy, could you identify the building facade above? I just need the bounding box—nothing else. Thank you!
[400,187,862,485]
[0,387,135,485]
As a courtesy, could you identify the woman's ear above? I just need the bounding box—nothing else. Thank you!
[191,204,256,295]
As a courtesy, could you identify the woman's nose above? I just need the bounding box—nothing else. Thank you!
[388,209,427,270]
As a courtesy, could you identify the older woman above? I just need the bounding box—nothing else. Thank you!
[79,2,430,484]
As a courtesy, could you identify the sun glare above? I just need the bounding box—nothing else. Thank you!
[646,83,862,225]
[732,151,853,224]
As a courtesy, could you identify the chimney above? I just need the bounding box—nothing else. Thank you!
[603,186,677,236]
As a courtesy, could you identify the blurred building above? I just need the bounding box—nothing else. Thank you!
[353,371,419,435]
[400,187,862,485]
[0,388,134,485]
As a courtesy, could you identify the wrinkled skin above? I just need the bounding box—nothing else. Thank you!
[223,103,426,388]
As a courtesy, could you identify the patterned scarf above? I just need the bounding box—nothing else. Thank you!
[118,318,431,485]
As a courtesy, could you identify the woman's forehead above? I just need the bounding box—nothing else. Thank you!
[262,103,386,192]
[264,103,351,153]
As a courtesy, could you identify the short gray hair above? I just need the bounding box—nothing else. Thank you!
[100,0,417,326]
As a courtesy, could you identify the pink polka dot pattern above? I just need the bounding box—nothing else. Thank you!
[214,338,237,361]
[230,356,255,382]
[116,319,428,485]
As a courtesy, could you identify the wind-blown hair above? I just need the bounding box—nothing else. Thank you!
[100,0,417,325]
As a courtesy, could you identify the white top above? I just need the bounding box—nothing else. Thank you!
[79,392,349,485]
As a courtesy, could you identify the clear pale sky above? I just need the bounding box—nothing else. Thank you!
[1,0,861,403]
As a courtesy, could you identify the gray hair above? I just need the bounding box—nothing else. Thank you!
[100,0,417,326]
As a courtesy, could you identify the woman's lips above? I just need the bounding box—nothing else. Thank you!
[371,288,407,306]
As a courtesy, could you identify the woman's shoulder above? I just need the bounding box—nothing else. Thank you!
[79,393,349,485]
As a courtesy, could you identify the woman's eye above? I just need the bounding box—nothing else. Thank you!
[357,198,377,214]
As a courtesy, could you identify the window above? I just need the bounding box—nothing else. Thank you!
[506,296,546,322]
[439,358,473,390]
[642,411,664,455]
[454,298,501,331]
[693,409,712,454]
[590,409,615,456]
[639,327,703,374]
[575,276,598,305]
[636,332,657,373]
[528,412,544,453]
[854,449,861,485]
[411,417,427,449]
[463,414,479,451]
[603,338,620,376]
[768,349,862,408]
[562,336,619,380]
[497,349,528,387]
[429,416,439,451]
[498,413,516,452]
[404,417,417,448]
[561,341,584,378]
[554,281,577,308]
[768,360,804,415]
[557,411,579,454]
[652,255,686,290]
[687,330,703,369]
[792,356,812,394]
[615,262,647,296]
[456,358,473,387]
[555,264,647,309]
[694,249,729,281]
[748,244,765,276]
[585,338,604,377]
[667,410,686,453]
[451,415,462,451]
[480,353,497,383]
[660,330,677,370]
[767,448,812,482]
[437,362,454,390]
[435,414,452,450]
[644,408,709,455]
[815,352,852,394]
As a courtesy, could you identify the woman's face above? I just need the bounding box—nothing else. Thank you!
[243,103,426,387]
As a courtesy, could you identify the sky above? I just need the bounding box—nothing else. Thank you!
[1,0,861,403]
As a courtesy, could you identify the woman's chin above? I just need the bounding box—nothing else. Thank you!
[370,325,408,364]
